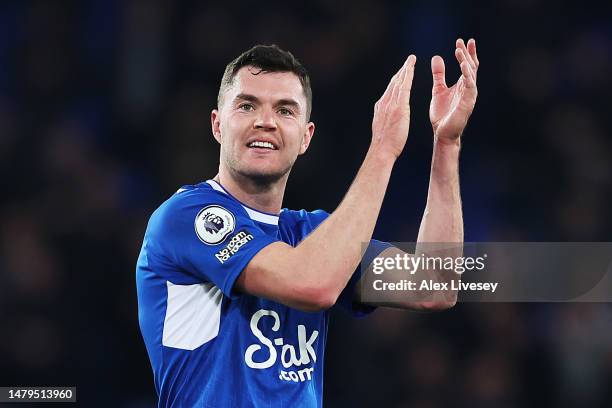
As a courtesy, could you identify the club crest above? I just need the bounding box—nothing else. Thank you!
[195,205,235,245]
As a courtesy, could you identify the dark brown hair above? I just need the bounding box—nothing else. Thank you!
[218,45,312,120]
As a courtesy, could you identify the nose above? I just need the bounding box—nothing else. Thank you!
[254,107,277,131]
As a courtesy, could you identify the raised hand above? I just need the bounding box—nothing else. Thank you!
[371,55,417,160]
[429,39,479,144]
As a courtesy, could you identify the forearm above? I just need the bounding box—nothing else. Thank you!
[415,137,463,303]
[293,148,395,298]
[417,137,463,243]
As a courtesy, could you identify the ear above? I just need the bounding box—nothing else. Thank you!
[298,122,315,155]
[211,109,222,144]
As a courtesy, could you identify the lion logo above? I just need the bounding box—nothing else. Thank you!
[203,212,225,234]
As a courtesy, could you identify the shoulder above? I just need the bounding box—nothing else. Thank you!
[157,183,245,218]
[147,183,247,239]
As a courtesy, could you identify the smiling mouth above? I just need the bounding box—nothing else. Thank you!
[247,141,278,150]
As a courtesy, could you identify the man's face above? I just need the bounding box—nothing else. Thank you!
[211,67,314,184]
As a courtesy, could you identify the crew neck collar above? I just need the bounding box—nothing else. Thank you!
[206,180,280,225]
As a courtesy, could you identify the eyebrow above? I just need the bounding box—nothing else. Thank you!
[234,93,302,113]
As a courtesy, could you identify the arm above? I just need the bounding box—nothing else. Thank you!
[236,55,417,312]
[357,38,480,311]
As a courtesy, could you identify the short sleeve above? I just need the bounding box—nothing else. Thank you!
[294,209,392,317]
[336,239,392,317]
[145,190,280,298]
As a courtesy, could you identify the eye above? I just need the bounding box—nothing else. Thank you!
[239,103,255,112]
[278,107,293,116]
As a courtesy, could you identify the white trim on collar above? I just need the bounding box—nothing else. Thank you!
[205,180,279,225]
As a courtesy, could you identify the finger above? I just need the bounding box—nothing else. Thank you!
[455,38,476,70]
[460,59,476,88]
[467,38,479,68]
[456,38,477,75]
[379,65,403,106]
[391,59,409,103]
[431,55,447,94]
[455,48,477,83]
[455,47,465,65]
[398,54,416,103]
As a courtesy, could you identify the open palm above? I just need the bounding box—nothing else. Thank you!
[429,39,479,143]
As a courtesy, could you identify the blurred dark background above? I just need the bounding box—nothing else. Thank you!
[1,0,611,407]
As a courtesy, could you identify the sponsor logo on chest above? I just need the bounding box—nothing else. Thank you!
[245,309,319,383]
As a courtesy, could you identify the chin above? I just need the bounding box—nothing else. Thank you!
[238,165,291,186]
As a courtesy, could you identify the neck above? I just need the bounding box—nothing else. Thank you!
[215,167,288,215]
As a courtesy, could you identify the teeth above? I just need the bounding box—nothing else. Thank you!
[249,141,275,149]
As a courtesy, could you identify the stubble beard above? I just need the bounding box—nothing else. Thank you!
[225,151,294,188]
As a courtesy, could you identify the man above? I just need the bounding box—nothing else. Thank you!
[137,41,479,407]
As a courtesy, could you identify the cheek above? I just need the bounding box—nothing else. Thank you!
[283,122,305,147]
[222,117,250,143]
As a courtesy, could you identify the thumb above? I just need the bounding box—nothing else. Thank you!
[431,55,447,94]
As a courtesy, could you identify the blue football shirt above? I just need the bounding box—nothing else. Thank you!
[136,179,390,407]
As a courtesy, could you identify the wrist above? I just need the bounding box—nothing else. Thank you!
[366,144,398,168]
[434,133,462,148]
[431,135,461,181]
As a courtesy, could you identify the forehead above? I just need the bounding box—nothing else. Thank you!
[226,67,306,105]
